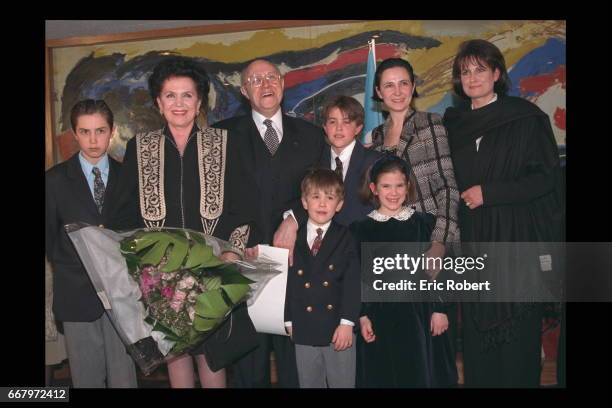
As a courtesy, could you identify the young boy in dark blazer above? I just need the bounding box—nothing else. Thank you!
[284,168,360,388]
[319,95,382,227]
[45,99,137,388]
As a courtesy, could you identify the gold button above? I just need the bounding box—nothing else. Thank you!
[297,269,304,276]
[328,264,334,271]
[98,224,104,228]
[323,281,329,287]
[306,306,313,312]
[304,282,311,289]
[326,304,334,310]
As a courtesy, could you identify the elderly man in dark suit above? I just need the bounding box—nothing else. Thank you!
[45,99,137,388]
[213,59,326,388]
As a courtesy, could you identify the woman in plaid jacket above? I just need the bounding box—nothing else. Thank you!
[369,58,460,259]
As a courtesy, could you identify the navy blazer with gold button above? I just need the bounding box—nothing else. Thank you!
[284,220,361,346]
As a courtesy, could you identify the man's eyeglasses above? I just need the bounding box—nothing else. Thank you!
[246,73,281,87]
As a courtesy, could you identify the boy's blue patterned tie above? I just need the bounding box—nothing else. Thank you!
[92,167,105,213]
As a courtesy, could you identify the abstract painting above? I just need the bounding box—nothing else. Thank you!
[47,20,565,165]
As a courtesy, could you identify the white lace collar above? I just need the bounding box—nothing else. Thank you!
[367,206,415,222]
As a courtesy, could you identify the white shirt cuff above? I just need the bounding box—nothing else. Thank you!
[340,319,354,326]
[282,210,298,225]
[284,321,292,327]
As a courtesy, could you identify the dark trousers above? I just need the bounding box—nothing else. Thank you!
[462,303,543,388]
[231,333,299,388]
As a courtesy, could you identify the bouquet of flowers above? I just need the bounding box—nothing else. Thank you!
[66,224,280,375]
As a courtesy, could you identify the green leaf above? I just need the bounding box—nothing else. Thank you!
[160,234,189,272]
[202,276,222,291]
[221,284,250,305]
[183,241,214,269]
[120,239,134,254]
[121,231,166,253]
[140,239,170,266]
[191,233,206,246]
[217,264,255,285]
[193,315,219,332]
[200,256,225,269]
[189,235,224,268]
[124,253,140,274]
[131,237,158,253]
[195,289,229,319]
[187,327,201,341]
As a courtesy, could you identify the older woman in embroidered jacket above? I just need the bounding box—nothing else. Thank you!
[109,56,259,389]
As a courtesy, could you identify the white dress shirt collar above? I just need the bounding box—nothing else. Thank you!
[331,139,356,180]
[471,93,498,110]
[252,109,283,141]
[78,152,109,180]
[78,152,110,197]
[306,219,332,248]
[367,206,415,222]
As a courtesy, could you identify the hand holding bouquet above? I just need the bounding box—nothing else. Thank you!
[67,225,276,375]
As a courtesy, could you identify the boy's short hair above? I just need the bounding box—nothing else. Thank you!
[70,99,114,132]
[301,167,345,199]
[322,95,365,126]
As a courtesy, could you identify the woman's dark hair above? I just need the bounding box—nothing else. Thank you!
[372,58,419,108]
[148,56,210,110]
[451,39,511,99]
[360,154,416,206]
[70,99,114,132]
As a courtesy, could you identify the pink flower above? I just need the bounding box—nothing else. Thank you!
[139,266,161,299]
[161,286,174,299]
[142,265,155,275]
[177,275,196,290]
[170,289,187,312]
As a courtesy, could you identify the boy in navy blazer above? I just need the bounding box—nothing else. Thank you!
[284,169,360,388]
[319,96,382,227]
[45,100,137,388]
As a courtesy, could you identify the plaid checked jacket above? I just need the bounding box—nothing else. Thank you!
[371,111,460,246]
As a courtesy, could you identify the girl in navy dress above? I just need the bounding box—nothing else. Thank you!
[350,155,457,388]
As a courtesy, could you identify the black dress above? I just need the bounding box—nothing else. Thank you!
[350,209,458,388]
[443,96,564,387]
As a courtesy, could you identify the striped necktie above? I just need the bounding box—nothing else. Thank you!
[311,228,324,256]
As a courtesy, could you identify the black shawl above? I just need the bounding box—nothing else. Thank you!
[443,96,564,349]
